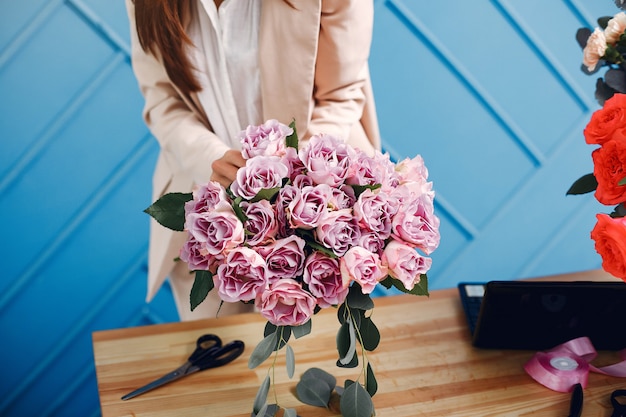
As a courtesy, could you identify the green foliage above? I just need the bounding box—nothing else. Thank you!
[252,375,270,414]
[143,192,192,231]
[286,345,295,378]
[566,173,597,195]
[286,119,299,149]
[340,381,374,417]
[189,270,213,311]
[248,331,278,369]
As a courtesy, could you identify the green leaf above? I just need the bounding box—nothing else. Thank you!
[292,320,312,338]
[300,367,336,390]
[337,320,356,366]
[391,274,429,296]
[252,375,270,413]
[286,119,299,149]
[619,176,626,187]
[264,323,291,350]
[251,187,281,203]
[143,192,192,231]
[346,284,374,311]
[566,173,597,195]
[254,403,279,417]
[296,378,332,408]
[286,345,295,379]
[350,183,381,199]
[248,332,278,369]
[231,196,248,224]
[190,270,214,311]
[378,277,393,289]
[340,381,374,417]
[366,363,378,397]
[359,317,380,351]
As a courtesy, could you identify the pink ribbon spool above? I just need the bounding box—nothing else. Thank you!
[524,337,626,392]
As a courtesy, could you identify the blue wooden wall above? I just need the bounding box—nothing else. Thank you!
[0,1,617,415]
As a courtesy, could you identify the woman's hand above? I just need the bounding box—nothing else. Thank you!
[210,149,246,188]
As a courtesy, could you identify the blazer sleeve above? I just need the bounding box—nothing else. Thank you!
[307,0,375,145]
[126,0,230,189]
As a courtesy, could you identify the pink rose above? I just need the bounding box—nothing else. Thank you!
[316,209,361,256]
[583,28,607,72]
[242,200,278,246]
[230,155,288,200]
[185,210,244,255]
[239,119,292,159]
[346,150,394,188]
[340,246,388,294]
[287,184,332,229]
[185,181,231,215]
[180,236,215,272]
[353,189,397,240]
[391,185,440,254]
[358,232,385,256]
[282,146,306,181]
[256,235,307,281]
[303,252,348,308]
[329,185,356,210]
[215,247,268,302]
[395,155,429,186]
[256,279,317,326]
[275,185,299,238]
[382,240,432,291]
[299,134,353,187]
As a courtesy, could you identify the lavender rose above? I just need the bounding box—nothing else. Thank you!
[255,235,307,281]
[230,155,288,200]
[185,181,231,215]
[256,279,317,326]
[185,210,244,256]
[391,184,440,255]
[340,246,388,294]
[299,134,353,187]
[353,189,397,241]
[316,209,361,256]
[239,119,292,159]
[287,184,332,229]
[242,200,278,246]
[303,251,348,308]
[382,240,432,291]
[215,247,268,302]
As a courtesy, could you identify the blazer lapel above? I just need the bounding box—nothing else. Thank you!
[259,0,322,137]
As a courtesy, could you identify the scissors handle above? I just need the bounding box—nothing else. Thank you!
[188,334,222,363]
[191,340,245,371]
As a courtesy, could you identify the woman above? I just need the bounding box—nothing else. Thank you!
[126,0,381,320]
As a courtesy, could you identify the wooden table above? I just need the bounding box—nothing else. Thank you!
[93,270,626,416]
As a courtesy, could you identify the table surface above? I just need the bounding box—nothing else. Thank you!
[92,269,626,417]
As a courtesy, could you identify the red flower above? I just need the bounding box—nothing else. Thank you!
[592,133,626,205]
[585,93,626,145]
[590,213,626,282]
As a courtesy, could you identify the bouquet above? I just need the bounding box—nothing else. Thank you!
[145,119,440,417]
[569,3,626,283]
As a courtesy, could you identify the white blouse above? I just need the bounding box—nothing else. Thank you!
[188,0,262,149]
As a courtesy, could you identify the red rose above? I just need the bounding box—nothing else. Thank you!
[592,136,626,205]
[590,213,626,282]
[584,93,626,145]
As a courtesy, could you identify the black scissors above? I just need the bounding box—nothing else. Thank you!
[121,334,244,400]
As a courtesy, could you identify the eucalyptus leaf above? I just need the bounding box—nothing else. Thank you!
[292,320,312,339]
[359,317,380,351]
[366,363,378,397]
[253,403,279,417]
[566,173,597,195]
[286,345,295,379]
[252,375,270,413]
[347,284,374,311]
[340,382,374,417]
[143,192,192,231]
[605,68,626,93]
[248,332,278,369]
[263,323,291,350]
[336,353,359,368]
[296,377,333,408]
[190,270,214,311]
[337,320,356,365]
[300,367,336,390]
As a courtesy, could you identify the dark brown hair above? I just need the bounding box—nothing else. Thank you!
[134,0,201,95]
[133,0,295,96]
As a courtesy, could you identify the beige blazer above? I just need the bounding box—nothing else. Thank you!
[126,0,381,302]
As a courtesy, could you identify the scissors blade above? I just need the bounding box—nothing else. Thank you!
[121,362,194,401]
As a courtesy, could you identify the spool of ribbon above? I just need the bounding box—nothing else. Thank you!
[525,337,626,392]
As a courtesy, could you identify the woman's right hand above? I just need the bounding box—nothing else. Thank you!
[210,149,246,188]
